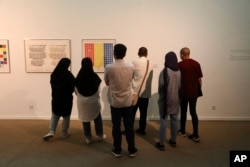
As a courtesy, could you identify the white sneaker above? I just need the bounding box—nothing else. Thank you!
[85,138,92,144]
[97,134,107,141]
[43,132,54,141]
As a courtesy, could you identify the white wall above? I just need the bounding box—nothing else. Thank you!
[0,0,249,120]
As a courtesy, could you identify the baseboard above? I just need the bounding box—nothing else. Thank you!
[0,115,250,121]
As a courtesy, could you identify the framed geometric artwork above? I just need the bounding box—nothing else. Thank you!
[24,39,71,73]
[0,39,10,73]
[82,39,115,73]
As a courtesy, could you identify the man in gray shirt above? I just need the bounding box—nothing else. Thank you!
[104,43,138,158]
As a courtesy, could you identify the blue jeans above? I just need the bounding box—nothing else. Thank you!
[110,106,136,152]
[159,113,178,143]
[49,113,70,134]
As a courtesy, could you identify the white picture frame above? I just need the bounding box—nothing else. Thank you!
[0,39,10,73]
[25,39,71,73]
[82,39,115,73]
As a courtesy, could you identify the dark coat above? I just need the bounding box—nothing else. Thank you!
[50,58,75,117]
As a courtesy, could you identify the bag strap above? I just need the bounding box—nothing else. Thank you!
[137,60,149,96]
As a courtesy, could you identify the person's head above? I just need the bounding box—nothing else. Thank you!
[114,43,127,59]
[180,47,190,60]
[165,51,179,71]
[138,47,148,57]
[81,57,94,73]
[54,57,71,72]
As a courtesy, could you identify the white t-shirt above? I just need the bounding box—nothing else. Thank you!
[132,56,153,98]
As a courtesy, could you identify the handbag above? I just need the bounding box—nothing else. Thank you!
[132,60,149,106]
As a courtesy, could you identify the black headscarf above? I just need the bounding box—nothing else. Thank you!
[76,57,101,96]
[164,51,179,71]
[50,58,75,116]
[51,58,73,90]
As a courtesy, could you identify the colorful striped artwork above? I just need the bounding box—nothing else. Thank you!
[0,39,10,73]
[83,39,115,72]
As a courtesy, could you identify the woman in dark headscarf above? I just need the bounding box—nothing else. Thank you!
[43,58,75,141]
[155,51,181,151]
[75,57,106,144]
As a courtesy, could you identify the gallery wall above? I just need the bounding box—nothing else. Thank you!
[0,0,250,120]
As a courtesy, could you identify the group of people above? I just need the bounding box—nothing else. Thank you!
[155,47,203,151]
[43,57,106,144]
[42,43,203,158]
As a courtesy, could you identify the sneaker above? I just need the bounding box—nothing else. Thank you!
[97,134,107,141]
[135,129,146,136]
[85,138,92,144]
[155,142,165,151]
[43,132,54,141]
[169,140,177,147]
[177,130,187,137]
[62,133,69,138]
[111,149,121,158]
[188,134,200,142]
[128,148,138,157]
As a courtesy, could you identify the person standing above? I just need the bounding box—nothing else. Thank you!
[104,43,138,158]
[155,51,181,151]
[178,47,203,142]
[75,57,106,144]
[132,47,153,135]
[43,58,75,141]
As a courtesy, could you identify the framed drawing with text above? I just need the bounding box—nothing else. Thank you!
[82,39,115,73]
[25,39,71,73]
[0,39,10,73]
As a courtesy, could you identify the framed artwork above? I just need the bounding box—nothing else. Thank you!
[25,39,71,73]
[82,39,115,72]
[0,39,10,73]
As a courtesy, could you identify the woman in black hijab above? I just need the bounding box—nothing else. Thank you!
[43,58,75,141]
[75,57,106,144]
[155,51,181,150]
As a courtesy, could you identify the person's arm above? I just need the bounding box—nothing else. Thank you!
[104,68,109,86]
[198,78,202,87]
[158,70,164,94]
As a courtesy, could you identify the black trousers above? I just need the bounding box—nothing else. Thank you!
[111,106,136,152]
[180,98,199,136]
[133,97,149,131]
[82,113,103,138]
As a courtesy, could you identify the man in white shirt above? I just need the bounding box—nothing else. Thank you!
[104,43,138,158]
[132,47,153,135]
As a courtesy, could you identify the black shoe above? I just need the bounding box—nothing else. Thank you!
[188,134,200,142]
[169,140,177,147]
[177,130,187,137]
[111,149,121,158]
[121,130,126,135]
[135,129,146,136]
[155,142,165,151]
[128,148,138,157]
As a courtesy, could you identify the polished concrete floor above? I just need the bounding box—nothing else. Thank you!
[0,120,249,167]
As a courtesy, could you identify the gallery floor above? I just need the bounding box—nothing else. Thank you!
[0,119,249,167]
